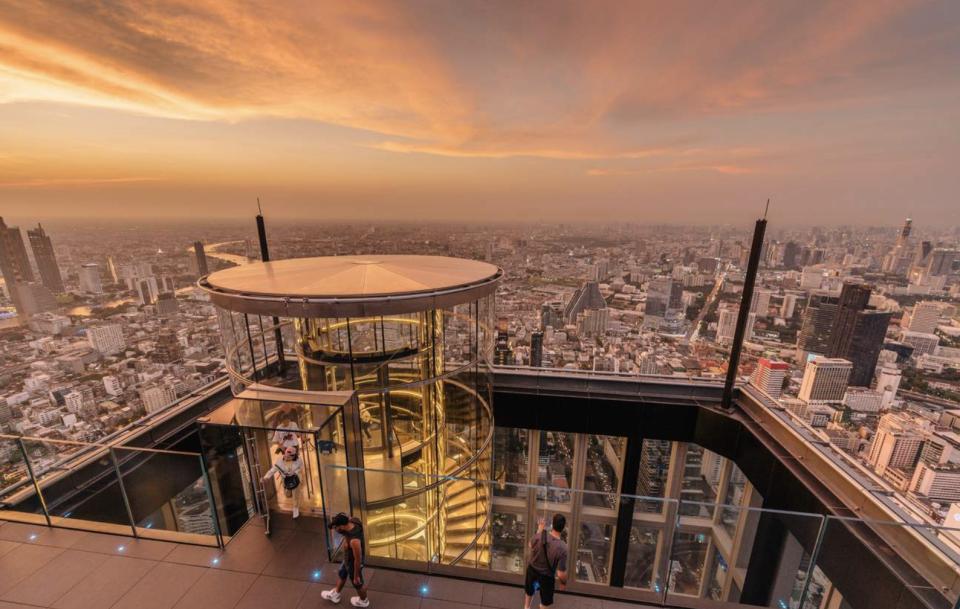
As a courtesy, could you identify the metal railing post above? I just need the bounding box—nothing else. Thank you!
[198,454,225,548]
[16,437,51,527]
[109,447,139,538]
[797,516,829,609]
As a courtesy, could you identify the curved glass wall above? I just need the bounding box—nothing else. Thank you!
[213,294,496,566]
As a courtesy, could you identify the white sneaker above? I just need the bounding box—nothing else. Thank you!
[321,589,341,603]
[292,506,299,519]
[350,597,369,607]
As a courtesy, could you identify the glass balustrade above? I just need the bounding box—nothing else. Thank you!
[0,433,223,547]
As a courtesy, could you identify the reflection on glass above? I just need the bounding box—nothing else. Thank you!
[623,524,661,590]
[491,511,526,574]
[707,549,727,600]
[493,427,529,499]
[719,464,746,539]
[680,445,724,518]
[537,431,575,503]
[669,531,709,595]
[583,435,624,510]
[576,520,615,584]
[637,440,672,514]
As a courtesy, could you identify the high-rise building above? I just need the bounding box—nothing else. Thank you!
[904,301,941,334]
[87,324,125,355]
[877,366,902,409]
[11,282,58,317]
[909,463,960,502]
[564,281,606,324]
[782,242,800,269]
[717,304,755,345]
[867,412,925,476]
[842,388,884,413]
[0,217,35,315]
[926,249,960,276]
[139,383,177,414]
[102,375,123,397]
[194,241,210,277]
[750,358,788,398]
[780,293,799,319]
[79,263,103,294]
[796,293,839,361]
[155,292,180,317]
[530,331,543,368]
[26,223,64,295]
[825,284,892,387]
[900,330,939,357]
[5,225,34,283]
[577,307,609,336]
[494,317,514,366]
[154,326,184,363]
[798,357,852,404]
[750,288,772,315]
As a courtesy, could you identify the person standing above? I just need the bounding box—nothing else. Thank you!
[261,446,303,519]
[524,514,568,609]
[322,513,370,607]
[272,414,300,454]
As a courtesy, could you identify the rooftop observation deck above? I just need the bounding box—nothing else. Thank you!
[0,515,628,609]
[2,369,958,609]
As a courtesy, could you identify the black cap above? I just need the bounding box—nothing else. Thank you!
[328,513,350,529]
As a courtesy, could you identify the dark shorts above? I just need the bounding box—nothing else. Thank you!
[338,563,365,589]
[524,565,556,605]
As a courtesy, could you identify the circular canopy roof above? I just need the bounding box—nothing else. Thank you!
[200,255,502,318]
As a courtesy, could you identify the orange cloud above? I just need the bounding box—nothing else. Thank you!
[0,0,938,162]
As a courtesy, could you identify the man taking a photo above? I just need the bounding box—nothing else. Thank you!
[524,513,568,609]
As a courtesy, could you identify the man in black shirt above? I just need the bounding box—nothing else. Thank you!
[322,513,369,607]
[525,513,568,608]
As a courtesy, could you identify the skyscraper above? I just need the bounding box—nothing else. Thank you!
[494,317,514,366]
[10,282,58,317]
[798,357,852,404]
[0,217,34,311]
[904,301,941,334]
[825,284,892,387]
[796,293,839,361]
[717,304,755,344]
[750,358,788,398]
[79,263,104,294]
[194,241,210,277]
[154,325,184,363]
[563,281,605,324]
[27,223,64,294]
[530,331,543,368]
[6,226,34,283]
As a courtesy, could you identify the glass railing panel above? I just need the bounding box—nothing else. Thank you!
[22,437,132,534]
[0,435,47,524]
[624,495,677,593]
[668,501,824,609]
[575,490,618,586]
[197,423,255,538]
[809,516,960,609]
[536,430,576,504]
[112,446,219,546]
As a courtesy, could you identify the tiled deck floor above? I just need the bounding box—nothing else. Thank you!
[0,518,643,609]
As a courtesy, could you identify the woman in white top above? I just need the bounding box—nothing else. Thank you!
[262,446,304,518]
[272,415,300,454]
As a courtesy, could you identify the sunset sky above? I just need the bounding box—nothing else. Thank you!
[1,0,959,226]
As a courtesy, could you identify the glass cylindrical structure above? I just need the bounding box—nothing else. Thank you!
[201,255,501,567]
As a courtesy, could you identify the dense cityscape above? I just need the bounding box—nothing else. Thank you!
[3,216,960,544]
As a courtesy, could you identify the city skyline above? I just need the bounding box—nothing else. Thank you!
[1,0,959,224]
